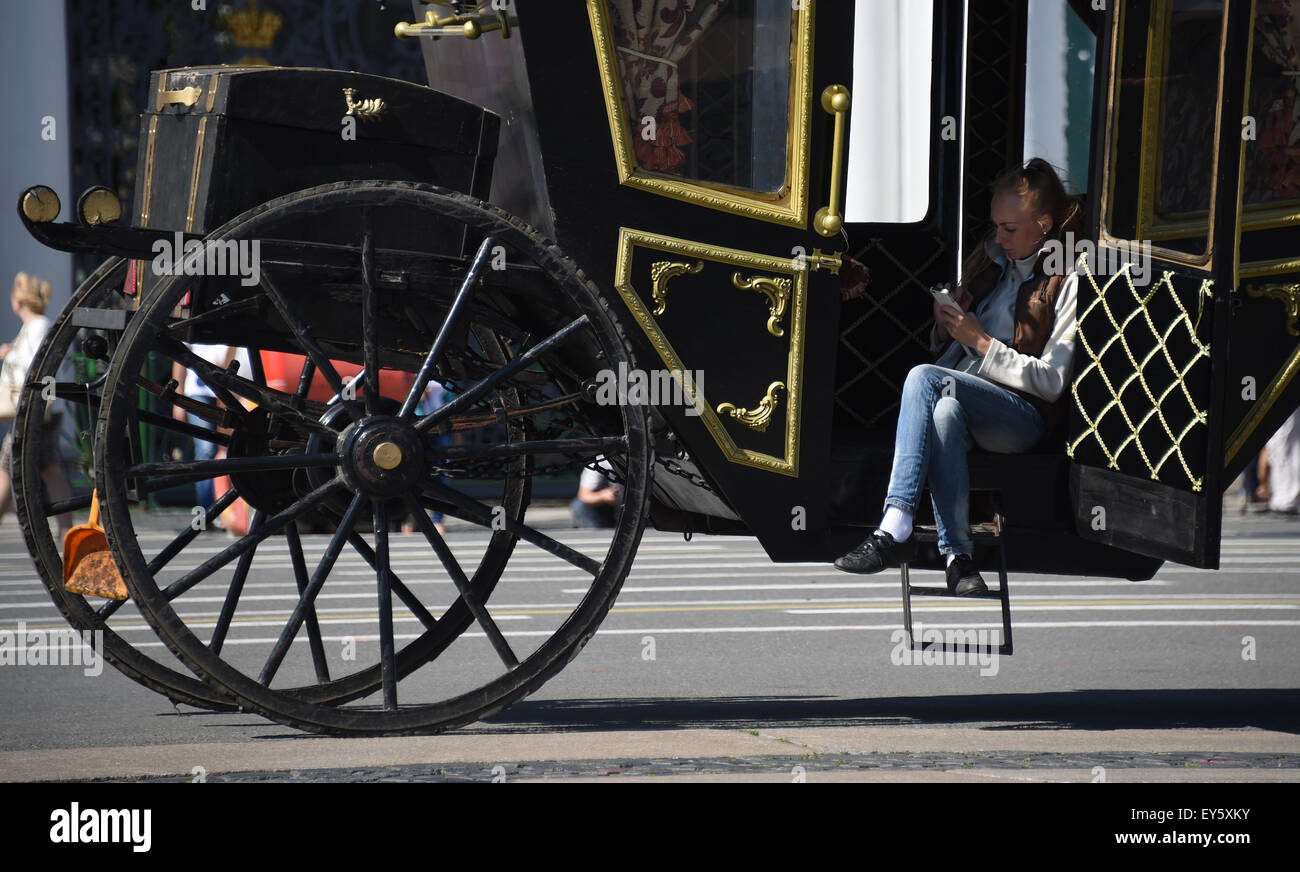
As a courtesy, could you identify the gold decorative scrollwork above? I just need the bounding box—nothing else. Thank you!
[732,273,791,338]
[717,382,785,433]
[1245,283,1300,337]
[343,88,387,122]
[649,260,703,316]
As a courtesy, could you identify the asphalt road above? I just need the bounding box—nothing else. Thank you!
[1,498,1297,781]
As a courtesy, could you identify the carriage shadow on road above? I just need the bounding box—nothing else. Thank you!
[458,688,1300,736]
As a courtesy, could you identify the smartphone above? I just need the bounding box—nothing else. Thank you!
[929,286,965,313]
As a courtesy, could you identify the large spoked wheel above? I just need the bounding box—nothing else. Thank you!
[96,181,651,734]
[12,256,236,711]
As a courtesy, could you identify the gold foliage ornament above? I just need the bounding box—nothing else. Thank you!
[732,272,791,337]
[717,382,785,433]
[649,260,703,316]
[343,88,388,123]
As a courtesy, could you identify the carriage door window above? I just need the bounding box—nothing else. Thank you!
[1102,0,1228,263]
[844,0,934,224]
[588,0,814,227]
[1240,0,1300,251]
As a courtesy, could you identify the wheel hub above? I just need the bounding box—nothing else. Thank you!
[339,415,427,497]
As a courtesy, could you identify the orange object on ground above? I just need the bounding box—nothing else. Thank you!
[61,490,128,600]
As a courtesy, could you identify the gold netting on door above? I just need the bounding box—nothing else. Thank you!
[1066,255,1215,491]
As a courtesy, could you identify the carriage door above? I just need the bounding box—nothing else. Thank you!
[515,0,872,559]
[1067,0,1257,569]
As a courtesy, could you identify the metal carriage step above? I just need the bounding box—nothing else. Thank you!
[900,507,1014,656]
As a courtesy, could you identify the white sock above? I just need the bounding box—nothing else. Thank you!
[879,506,912,542]
[945,552,971,567]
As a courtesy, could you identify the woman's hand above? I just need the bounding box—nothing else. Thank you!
[936,295,993,355]
[932,283,972,342]
[0,342,11,360]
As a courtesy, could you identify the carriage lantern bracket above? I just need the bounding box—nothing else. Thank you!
[395,1,516,41]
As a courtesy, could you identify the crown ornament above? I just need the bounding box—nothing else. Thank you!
[221,0,283,51]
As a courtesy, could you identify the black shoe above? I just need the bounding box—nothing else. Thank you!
[834,530,915,574]
[945,554,987,596]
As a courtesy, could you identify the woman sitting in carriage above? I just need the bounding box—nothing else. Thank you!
[834,158,1085,595]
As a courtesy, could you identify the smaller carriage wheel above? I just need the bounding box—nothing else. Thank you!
[11,256,236,711]
[96,182,651,734]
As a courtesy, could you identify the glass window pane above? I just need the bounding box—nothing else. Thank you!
[1024,0,1096,197]
[607,0,793,193]
[1153,0,1224,221]
[1244,0,1300,210]
[845,0,934,224]
[1105,0,1226,260]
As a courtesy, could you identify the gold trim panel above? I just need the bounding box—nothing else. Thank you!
[186,116,208,233]
[614,228,805,477]
[586,0,815,228]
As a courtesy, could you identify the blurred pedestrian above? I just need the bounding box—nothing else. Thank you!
[170,344,249,513]
[0,272,72,533]
[1264,405,1300,514]
[570,458,620,528]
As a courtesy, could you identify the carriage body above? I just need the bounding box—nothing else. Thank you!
[12,0,1299,734]
[501,0,1299,577]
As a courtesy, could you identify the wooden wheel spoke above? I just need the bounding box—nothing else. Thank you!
[416,315,589,434]
[148,343,248,424]
[154,336,336,438]
[361,227,381,416]
[164,297,262,336]
[126,454,339,480]
[423,481,601,576]
[47,494,93,518]
[209,510,264,654]
[402,495,519,669]
[162,477,342,602]
[400,234,497,421]
[294,357,317,404]
[134,407,231,447]
[246,345,267,387]
[285,523,331,684]
[94,490,243,622]
[259,494,364,686]
[147,488,242,575]
[259,267,359,420]
[373,501,398,710]
[345,532,439,631]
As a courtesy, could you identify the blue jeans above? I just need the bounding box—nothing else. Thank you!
[884,364,1045,556]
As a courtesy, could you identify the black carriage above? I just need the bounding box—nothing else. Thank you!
[11,0,1298,734]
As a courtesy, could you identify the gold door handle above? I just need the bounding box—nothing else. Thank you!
[395,5,515,41]
[813,84,851,237]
